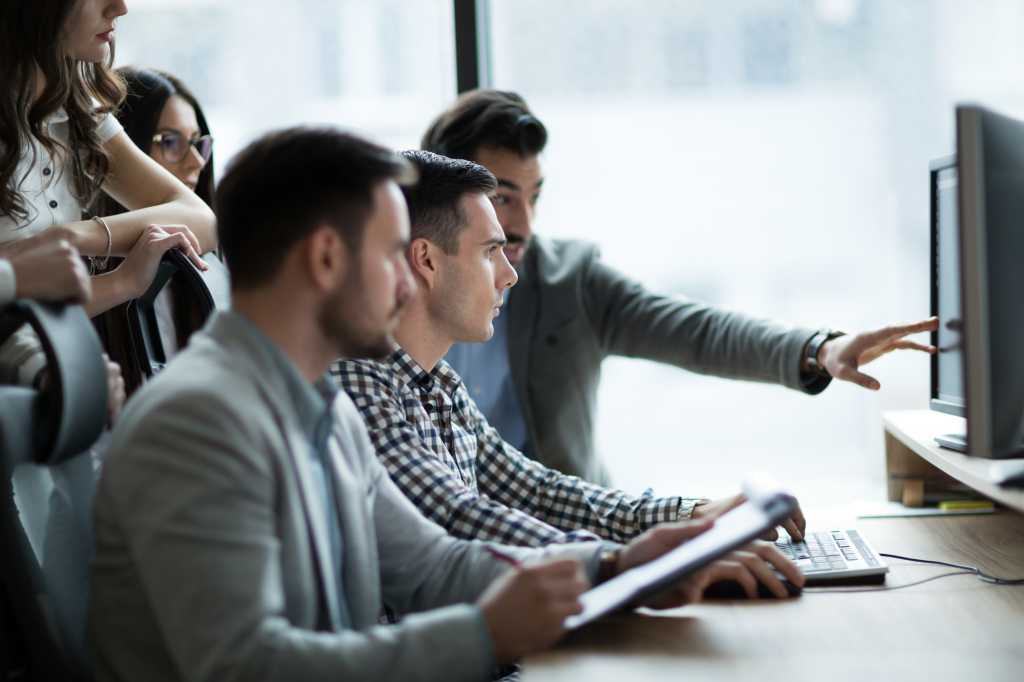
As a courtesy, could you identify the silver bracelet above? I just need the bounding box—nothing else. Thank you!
[92,215,112,272]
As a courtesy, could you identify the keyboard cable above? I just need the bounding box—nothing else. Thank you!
[802,552,1024,593]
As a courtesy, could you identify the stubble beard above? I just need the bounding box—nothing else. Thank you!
[319,269,398,361]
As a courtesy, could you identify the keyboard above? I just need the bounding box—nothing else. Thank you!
[774,529,889,584]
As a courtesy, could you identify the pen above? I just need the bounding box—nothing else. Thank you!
[485,546,522,568]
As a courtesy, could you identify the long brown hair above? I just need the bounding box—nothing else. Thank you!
[0,0,126,226]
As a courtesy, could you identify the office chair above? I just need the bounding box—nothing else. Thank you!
[0,300,109,682]
[127,248,218,381]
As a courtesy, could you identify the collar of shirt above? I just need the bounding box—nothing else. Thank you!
[218,311,337,444]
[46,108,70,127]
[387,346,465,399]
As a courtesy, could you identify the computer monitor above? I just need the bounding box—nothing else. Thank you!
[929,155,965,420]
[955,104,1024,459]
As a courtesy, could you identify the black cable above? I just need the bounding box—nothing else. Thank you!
[879,552,1024,585]
[803,552,1024,593]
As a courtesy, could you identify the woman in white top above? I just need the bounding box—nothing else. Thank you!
[1,0,217,385]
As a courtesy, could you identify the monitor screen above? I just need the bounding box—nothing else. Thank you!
[930,159,965,416]
[956,105,1024,458]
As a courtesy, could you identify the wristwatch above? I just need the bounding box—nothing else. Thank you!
[804,329,845,377]
[596,547,622,585]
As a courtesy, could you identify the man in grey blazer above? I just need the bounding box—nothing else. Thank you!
[425,89,938,488]
[89,127,800,682]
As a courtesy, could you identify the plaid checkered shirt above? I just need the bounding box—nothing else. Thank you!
[331,347,703,547]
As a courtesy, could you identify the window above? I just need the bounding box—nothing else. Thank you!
[488,0,1024,505]
[116,0,456,176]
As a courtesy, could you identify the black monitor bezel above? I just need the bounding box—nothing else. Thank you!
[928,155,964,417]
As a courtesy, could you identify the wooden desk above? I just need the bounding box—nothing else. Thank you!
[524,512,1024,681]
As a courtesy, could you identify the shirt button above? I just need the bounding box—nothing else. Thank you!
[48,200,58,209]
[42,167,52,176]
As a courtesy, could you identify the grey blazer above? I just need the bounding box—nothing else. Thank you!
[506,236,826,486]
[89,312,598,682]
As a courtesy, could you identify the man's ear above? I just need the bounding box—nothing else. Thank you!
[304,225,349,292]
[407,237,441,290]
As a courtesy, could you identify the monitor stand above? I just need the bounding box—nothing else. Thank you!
[934,432,1024,456]
[934,433,968,452]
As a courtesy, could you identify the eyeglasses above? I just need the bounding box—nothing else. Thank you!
[151,130,214,164]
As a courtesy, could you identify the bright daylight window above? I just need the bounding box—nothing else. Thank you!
[488,0,1024,505]
[115,0,456,175]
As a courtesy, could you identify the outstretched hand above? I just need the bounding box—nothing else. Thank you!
[819,317,938,390]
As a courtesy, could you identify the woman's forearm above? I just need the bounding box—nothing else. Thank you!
[84,269,133,318]
[68,195,217,256]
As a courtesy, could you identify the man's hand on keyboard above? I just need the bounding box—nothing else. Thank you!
[643,541,805,606]
[692,493,807,542]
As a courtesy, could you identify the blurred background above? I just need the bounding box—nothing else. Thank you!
[116,0,1024,507]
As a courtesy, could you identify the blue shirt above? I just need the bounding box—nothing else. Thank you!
[445,308,533,457]
[238,312,352,627]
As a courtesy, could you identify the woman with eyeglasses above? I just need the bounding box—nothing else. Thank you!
[0,0,217,391]
[92,66,227,394]
[112,68,215,203]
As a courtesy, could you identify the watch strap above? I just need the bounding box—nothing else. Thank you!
[805,329,844,377]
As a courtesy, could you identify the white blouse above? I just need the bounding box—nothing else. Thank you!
[0,108,123,243]
[0,108,122,385]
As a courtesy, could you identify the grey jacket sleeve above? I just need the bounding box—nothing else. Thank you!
[371,454,604,606]
[99,389,517,682]
[581,257,827,393]
[368,460,604,678]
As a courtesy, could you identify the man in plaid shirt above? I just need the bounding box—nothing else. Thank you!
[334,150,805,548]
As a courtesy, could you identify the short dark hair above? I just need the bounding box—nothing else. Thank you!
[216,127,415,289]
[399,150,497,255]
[420,89,547,162]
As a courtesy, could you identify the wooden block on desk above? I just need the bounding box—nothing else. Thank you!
[902,479,925,507]
[885,430,961,502]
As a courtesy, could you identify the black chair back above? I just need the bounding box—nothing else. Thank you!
[127,249,217,380]
[0,301,109,681]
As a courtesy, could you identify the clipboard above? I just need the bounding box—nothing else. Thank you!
[564,479,798,629]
